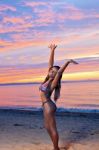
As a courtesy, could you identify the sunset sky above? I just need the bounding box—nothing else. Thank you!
[0,0,99,84]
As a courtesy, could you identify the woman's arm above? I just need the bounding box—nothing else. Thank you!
[50,59,78,90]
[48,44,57,72]
[58,59,78,74]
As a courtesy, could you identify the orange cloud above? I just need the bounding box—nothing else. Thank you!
[0,39,11,47]
[0,67,46,83]
[0,61,99,84]
[63,71,99,81]
[3,16,25,24]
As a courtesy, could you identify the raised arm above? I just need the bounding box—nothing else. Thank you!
[58,59,78,74]
[50,59,78,90]
[48,44,57,72]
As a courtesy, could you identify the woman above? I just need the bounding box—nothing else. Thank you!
[39,44,78,150]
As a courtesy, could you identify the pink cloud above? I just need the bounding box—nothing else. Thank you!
[0,29,99,54]
[0,32,62,51]
[91,33,99,38]
[0,67,47,83]
[57,4,99,21]
[0,39,49,52]
[0,22,33,34]
[0,10,54,34]
[0,5,16,12]
[34,12,55,26]
[66,59,99,73]
[25,2,46,7]
[11,30,51,42]
[90,12,99,18]
[24,1,55,26]
[59,45,99,60]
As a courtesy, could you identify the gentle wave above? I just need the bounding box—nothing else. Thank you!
[0,106,99,114]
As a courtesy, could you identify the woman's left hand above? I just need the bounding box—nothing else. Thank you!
[48,44,57,50]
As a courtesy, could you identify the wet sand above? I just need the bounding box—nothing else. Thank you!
[0,109,99,150]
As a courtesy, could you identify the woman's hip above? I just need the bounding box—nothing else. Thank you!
[42,99,57,113]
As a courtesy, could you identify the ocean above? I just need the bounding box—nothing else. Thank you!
[0,81,99,113]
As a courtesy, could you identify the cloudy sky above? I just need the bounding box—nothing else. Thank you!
[0,0,99,83]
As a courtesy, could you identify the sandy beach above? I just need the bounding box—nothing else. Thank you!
[0,109,99,150]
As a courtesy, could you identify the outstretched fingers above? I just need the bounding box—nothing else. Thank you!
[48,44,57,50]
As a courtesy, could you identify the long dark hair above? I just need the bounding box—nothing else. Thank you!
[42,65,62,102]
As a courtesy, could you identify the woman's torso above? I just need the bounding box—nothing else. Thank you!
[39,81,53,102]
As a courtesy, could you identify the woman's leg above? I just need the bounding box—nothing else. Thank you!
[43,101,60,150]
[48,112,59,150]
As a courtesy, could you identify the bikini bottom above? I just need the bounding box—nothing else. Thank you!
[42,99,57,110]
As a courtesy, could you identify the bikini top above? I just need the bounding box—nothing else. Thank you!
[39,82,52,98]
[39,84,47,92]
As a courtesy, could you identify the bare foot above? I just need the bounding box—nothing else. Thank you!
[66,142,72,149]
[59,146,67,150]
[60,142,73,150]
[52,148,60,150]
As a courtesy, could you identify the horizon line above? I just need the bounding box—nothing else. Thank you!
[0,79,99,86]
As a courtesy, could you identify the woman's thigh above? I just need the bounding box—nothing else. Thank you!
[43,100,57,126]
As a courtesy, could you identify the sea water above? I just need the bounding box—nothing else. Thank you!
[0,81,99,113]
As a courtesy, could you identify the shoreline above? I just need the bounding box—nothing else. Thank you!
[0,108,99,118]
[0,108,99,150]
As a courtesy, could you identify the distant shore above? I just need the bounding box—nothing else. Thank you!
[0,79,99,86]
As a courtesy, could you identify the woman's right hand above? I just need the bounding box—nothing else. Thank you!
[69,59,79,64]
[48,44,57,50]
